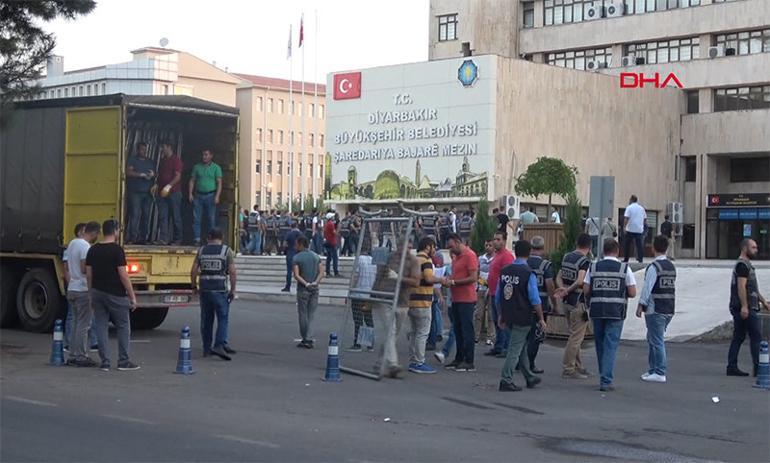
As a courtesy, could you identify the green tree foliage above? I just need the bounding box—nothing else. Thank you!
[514,156,579,211]
[469,198,497,256]
[549,191,583,272]
[1,0,96,125]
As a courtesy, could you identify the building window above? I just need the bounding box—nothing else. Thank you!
[319,105,324,119]
[267,98,274,112]
[714,85,770,112]
[546,47,612,69]
[267,129,273,143]
[627,37,700,65]
[308,103,314,118]
[684,156,696,182]
[57,88,62,98]
[438,14,458,41]
[291,101,295,115]
[256,161,261,174]
[523,2,535,28]
[64,88,69,97]
[319,134,325,147]
[730,157,770,183]
[290,131,295,144]
[257,96,263,111]
[101,83,106,94]
[278,99,285,113]
[86,85,91,96]
[686,90,699,114]
[266,192,272,207]
[317,163,323,178]
[277,160,283,175]
[309,133,315,147]
[279,130,284,144]
[681,224,695,250]
[256,128,263,142]
[715,29,770,56]
[298,102,302,116]
[624,0,700,15]
[307,154,313,177]
[267,160,272,175]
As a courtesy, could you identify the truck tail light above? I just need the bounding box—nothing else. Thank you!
[127,263,141,274]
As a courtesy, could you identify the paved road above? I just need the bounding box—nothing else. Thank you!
[1,301,768,462]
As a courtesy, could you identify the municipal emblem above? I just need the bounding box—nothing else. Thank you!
[503,283,514,301]
[457,59,478,87]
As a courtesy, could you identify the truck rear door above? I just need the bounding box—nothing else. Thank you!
[64,107,123,236]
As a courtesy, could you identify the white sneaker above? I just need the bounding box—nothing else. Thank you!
[642,373,666,383]
[641,372,652,380]
[434,351,446,364]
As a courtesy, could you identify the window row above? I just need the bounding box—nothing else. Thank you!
[714,85,770,112]
[544,0,701,27]
[255,129,324,147]
[255,97,325,118]
[626,37,699,64]
[715,29,770,56]
[546,47,613,69]
[255,152,324,179]
[39,82,108,99]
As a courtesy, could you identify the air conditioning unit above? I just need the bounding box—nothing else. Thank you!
[605,2,624,17]
[585,5,604,20]
[586,60,599,71]
[725,47,737,56]
[708,46,723,59]
[635,56,646,65]
[667,202,684,224]
[500,195,521,220]
[621,55,635,67]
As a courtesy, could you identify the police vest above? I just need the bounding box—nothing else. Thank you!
[499,264,534,327]
[304,215,314,231]
[198,244,230,292]
[528,255,552,313]
[422,215,437,232]
[459,217,472,233]
[649,259,676,315]
[730,259,760,311]
[340,217,351,236]
[439,214,451,230]
[588,259,629,320]
[247,212,261,232]
[278,216,291,233]
[561,251,589,306]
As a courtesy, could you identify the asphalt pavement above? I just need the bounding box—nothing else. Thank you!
[1,300,768,463]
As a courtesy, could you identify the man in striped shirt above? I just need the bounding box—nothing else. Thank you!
[408,237,447,374]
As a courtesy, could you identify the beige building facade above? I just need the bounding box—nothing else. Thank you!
[235,75,326,211]
[429,0,770,259]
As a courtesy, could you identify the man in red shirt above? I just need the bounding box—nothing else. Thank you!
[444,233,479,372]
[154,142,184,245]
[323,212,340,277]
[485,231,515,357]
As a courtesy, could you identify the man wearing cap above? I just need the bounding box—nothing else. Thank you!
[525,236,557,373]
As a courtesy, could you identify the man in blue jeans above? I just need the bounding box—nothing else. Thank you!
[191,228,237,360]
[583,238,637,392]
[443,233,479,372]
[282,223,303,292]
[154,142,184,245]
[484,231,514,358]
[636,235,676,383]
[189,149,223,246]
[126,142,155,244]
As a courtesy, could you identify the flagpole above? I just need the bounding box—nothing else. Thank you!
[312,9,318,208]
[288,24,294,214]
[300,12,306,212]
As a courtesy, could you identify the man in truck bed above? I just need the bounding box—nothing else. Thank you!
[189,149,223,246]
[126,143,155,245]
[154,141,184,245]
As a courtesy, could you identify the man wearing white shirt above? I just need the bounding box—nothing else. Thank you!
[65,221,101,367]
[622,195,647,263]
[550,208,561,224]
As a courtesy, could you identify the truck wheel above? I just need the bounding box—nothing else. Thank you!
[130,307,169,330]
[1,266,20,327]
[16,268,64,332]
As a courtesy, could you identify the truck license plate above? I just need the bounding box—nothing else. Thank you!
[163,295,189,303]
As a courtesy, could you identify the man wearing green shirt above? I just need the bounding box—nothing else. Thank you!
[188,149,223,245]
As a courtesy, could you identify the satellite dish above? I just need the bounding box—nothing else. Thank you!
[159,37,169,48]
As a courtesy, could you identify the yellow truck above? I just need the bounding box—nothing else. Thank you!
[0,94,239,331]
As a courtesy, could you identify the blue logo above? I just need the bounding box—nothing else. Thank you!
[457,59,478,87]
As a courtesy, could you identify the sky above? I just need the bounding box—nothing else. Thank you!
[45,0,429,84]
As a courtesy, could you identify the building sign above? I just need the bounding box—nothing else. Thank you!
[333,72,361,100]
[326,56,496,201]
[708,193,770,208]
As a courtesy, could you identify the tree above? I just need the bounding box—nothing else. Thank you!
[469,198,496,256]
[1,0,96,125]
[514,156,579,212]
[549,191,583,272]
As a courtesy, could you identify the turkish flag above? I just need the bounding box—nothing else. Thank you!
[333,72,361,100]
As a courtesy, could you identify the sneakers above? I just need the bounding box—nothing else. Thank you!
[99,360,110,371]
[386,365,403,379]
[455,362,476,372]
[642,373,667,383]
[444,361,461,370]
[485,339,493,346]
[222,345,237,354]
[526,376,542,389]
[281,287,291,292]
[210,345,232,360]
[726,367,749,377]
[434,351,446,364]
[347,344,363,353]
[562,370,589,380]
[530,365,545,374]
[499,381,522,392]
[90,345,99,352]
[599,384,615,392]
[408,363,437,374]
[483,349,501,357]
[296,340,314,349]
[117,361,141,371]
[578,368,593,377]
[76,358,98,368]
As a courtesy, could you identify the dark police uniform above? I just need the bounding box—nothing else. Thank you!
[421,214,437,240]
[196,243,234,354]
[458,215,473,243]
[649,259,676,315]
[727,258,762,374]
[560,250,591,376]
[498,262,540,386]
[526,255,553,369]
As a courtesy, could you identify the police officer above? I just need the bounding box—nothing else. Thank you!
[726,238,767,377]
[246,206,262,256]
[524,235,557,374]
[583,238,637,392]
[339,211,353,256]
[303,210,314,243]
[191,228,237,361]
[636,235,676,383]
[458,211,474,243]
[554,233,593,379]
[278,210,291,255]
[496,240,547,392]
[438,208,451,249]
[421,205,438,241]
[265,210,277,255]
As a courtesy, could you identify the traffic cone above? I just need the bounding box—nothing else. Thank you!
[753,341,769,390]
[323,332,342,382]
[174,326,195,375]
[50,319,65,366]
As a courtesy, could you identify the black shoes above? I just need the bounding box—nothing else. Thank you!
[599,384,615,392]
[531,365,545,374]
[210,345,232,361]
[499,381,522,392]
[223,345,237,354]
[526,377,542,389]
[726,367,749,377]
[296,340,314,349]
[281,287,290,292]
[483,349,500,357]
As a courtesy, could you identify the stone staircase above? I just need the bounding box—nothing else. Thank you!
[235,255,355,305]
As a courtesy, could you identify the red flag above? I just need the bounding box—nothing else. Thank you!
[299,14,304,47]
[333,72,361,100]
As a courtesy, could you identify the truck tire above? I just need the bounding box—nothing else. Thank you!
[1,266,20,327]
[16,268,64,333]
[130,307,169,330]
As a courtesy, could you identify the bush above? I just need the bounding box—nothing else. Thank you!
[469,198,497,256]
[549,191,582,272]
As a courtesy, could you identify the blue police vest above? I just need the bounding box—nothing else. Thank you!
[499,264,534,327]
[650,259,676,315]
[588,259,629,320]
[198,244,230,292]
[561,251,589,306]
[527,255,552,314]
